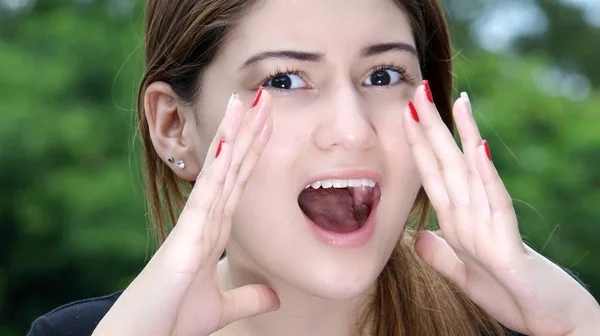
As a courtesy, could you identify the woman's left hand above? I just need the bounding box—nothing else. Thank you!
[403,81,600,336]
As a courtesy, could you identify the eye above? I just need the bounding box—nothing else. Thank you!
[363,67,405,86]
[263,71,308,90]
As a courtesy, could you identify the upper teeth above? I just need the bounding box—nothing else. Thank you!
[305,179,376,189]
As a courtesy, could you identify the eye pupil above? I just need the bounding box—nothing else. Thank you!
[370,70,391,86]
[271,75,292,89]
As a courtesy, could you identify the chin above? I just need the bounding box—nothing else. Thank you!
[291,256,386,301]
[265,219,399,302]
[229,217,397,302]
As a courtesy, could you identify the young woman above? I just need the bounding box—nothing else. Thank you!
[27,0,599,335]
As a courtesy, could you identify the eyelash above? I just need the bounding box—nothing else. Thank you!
[367,63,414,86]
[259,67,303,91]
[259,63,413,90]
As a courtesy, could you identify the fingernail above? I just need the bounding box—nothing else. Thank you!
[483,139,492,161]
[215,138,224,158]
[226,92,238,114]
[408,100,419,122]
[251,87,263,108]
[460,92,472,114]
[423,80,433,104]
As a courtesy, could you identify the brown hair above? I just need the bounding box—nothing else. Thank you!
[136,0,507,335]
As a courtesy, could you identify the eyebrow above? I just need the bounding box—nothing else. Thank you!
[241,50,324,69]
[240,42,418,69]
[360,42,418,58]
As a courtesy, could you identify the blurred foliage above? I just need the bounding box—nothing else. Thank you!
[0,1,598,335]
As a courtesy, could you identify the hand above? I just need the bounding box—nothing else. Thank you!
[403,82,600,336]
[93,90,280,336]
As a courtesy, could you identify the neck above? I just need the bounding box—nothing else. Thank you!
[216,257,375,336]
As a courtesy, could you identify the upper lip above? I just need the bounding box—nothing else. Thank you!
[299,169,383,192]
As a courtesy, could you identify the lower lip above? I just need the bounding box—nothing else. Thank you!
[304,198,379,248]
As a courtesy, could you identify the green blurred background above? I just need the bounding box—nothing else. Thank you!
[1,0,598,334]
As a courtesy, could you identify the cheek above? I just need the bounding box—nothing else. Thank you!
[233,114,304,211]
[372,102,415,167]
[373,103,422,229]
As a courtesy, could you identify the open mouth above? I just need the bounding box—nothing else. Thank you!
[298,179,381,234]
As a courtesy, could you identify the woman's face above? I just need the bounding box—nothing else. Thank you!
[195,0,423,299]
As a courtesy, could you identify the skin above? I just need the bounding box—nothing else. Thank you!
[92,0,600,335]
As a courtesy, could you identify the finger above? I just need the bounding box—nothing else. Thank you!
[164,141,234,267]
[224,114,273,217]
[453,93,489,217]
[220,284,280,327]
[475,142,522,247]
[201,93,244,171]
[412,82,469,206]
[403,101,455,240]
[414,230,467,288]
[218,89,271,212]
[185,94,247,251]
[208,90,271,248]
[202,96,251,246]
[162,96,243,271]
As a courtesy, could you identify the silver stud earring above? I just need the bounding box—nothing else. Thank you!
[177,160,185,170]
[167,157,174,163]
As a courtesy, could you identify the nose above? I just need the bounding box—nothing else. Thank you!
[313,86,376,152]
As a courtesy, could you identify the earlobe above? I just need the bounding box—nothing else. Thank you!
[144,81,198,181]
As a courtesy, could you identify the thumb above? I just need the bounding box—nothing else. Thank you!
[414,230,467,288]
[220,284,280,327]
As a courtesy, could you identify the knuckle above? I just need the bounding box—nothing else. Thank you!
[206,167,227,188]
[496,196,514,212]
[451,196,470,209]
[215,173,227,188]
[236,175,250,190]
[422,170,439,184]
[229,160,243,175]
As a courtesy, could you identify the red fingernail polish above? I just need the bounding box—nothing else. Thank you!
[483,140,492,161]
[215,138,224,158]
[251,87,263,108]
[408,100,419,122]
[423,80,433,104]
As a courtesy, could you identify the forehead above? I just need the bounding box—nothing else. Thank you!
[229,0,415,59]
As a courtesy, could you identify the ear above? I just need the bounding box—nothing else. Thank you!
[144,81,201,181]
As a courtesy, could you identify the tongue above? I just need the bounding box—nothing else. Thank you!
[298,188,370,234]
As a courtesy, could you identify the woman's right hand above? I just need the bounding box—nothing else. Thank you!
[92,89,280,336]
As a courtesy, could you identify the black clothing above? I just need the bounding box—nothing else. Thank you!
[26,290,528,336]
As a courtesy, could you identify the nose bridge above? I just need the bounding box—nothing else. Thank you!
[313,83,376,151]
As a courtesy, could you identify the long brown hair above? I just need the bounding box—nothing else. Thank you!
[136,0,507,335]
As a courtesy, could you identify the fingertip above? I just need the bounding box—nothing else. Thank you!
[265,286,281,311]
[482,139,492,161]
[452,93,474,124]
[476,141,492,165]
[402,101,420,141]
[225,92,240,115]
[475,141,500,186]
[415,81,430,105]
[460,92,471,110]
[216,139,233,163]
[257,91,273,121]
[414,230,437,259]
[251,87,271,111]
